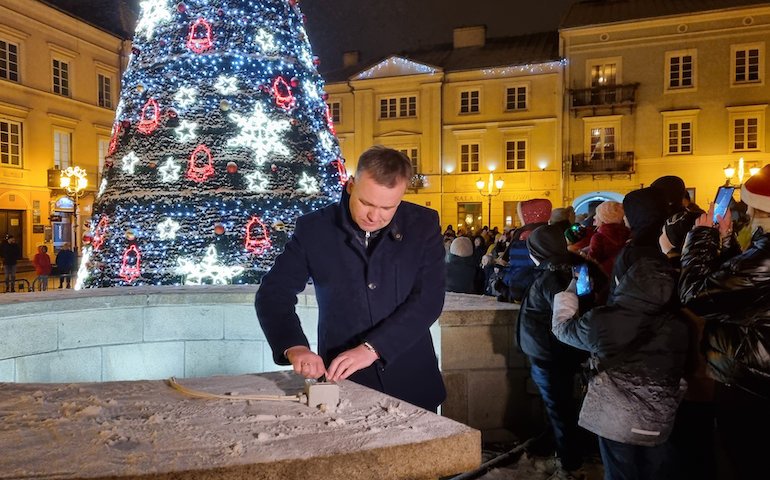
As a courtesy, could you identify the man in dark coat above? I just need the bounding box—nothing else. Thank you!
[0,234,22,293]
[255,146,446,411]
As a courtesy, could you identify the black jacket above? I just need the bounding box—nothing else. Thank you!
[0,241,21,266]
[679,227,770,400]
[517,260,587,364]
[445,253,478,294]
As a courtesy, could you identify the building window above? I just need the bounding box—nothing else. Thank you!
[327,101,341,123]
[460,90,480,114]
[53,130,72,169]
[589,127,616,160]
[667,121,693,154]
[505,139,527,170]
[503,201,519,228]
[666,50,695,90]
[457,202,482,234]
[52,58,70,96]
[0,40,19,82]
[98,74,112,108]
[733,116,759,151]
[398,147,419,172]
[732,43,764,85]
[0,119,22,167]
[590,61,617,87]
[459,143,480,172]
[379,96,417,119]
[505,86,527,111]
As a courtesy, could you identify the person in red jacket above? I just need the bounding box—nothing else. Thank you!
[585,201,630,277]
[33,245,52,291]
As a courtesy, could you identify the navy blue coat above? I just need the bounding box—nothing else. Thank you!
[255,193,447,410]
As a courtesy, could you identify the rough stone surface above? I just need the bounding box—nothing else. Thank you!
[59,309,143,349]
[184,340,263,378]
[0,372,480,480]
[102,342,185,381]
[0,359,13,382]
[15,347,102,383]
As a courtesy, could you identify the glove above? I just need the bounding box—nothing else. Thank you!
[552,290,579,325]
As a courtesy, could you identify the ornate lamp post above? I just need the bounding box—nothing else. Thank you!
[59,166,88,252]
[476,172,504,227]
[724,157,761,186]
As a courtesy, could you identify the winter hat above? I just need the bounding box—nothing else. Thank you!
[517,198,552,225]
[594,201,625,225]
[622,187,669,246]
[526,224,569,265]
[651,175,686,216]
[741,164,770,213]
[449,236,474,257]
[549,207,575,225]
[663,210,701,251]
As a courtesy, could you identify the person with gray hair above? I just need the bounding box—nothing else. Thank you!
[445,236,478,294]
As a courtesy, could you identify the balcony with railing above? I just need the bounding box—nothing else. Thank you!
[568,83,639,115]
[570,152,635,178]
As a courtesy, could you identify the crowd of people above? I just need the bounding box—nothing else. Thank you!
[443,171,770,480]
[0,237,77,292]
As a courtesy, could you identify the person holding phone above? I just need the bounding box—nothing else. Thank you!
[551,187,689,480]
[517,224,592,479]
[679,165,770,479]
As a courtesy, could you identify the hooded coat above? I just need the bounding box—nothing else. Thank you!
[256,190,447,411]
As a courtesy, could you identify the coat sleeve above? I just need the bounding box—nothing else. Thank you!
[679,226,753,315]
[364,211,446,366]
[254,219,313,365]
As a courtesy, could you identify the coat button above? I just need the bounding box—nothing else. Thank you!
[368,282,377,290]
[394,233,402,240]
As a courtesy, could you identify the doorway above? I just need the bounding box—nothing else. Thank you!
[0,209,24,255]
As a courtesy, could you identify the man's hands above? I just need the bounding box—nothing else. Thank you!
[326,344,378,382]
[285,346,326,380]
[694,203,733,241]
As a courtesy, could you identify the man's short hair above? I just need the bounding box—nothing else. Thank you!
[355,145,413,188]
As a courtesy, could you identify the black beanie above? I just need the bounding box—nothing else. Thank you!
[651,175,686,216]
[623,187,669,246]
[663,210,701,251]
[526,224,569,264]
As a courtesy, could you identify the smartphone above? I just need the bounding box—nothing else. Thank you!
[574,263,592,296]
[713,186,735,224]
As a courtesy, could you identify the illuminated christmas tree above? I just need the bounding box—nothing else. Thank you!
[79,0,345,288]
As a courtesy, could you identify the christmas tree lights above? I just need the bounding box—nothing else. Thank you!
[83,0,344,287]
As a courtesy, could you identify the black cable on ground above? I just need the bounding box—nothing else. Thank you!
[447,429,549,480]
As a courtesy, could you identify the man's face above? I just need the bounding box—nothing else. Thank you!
[347,170,406,232]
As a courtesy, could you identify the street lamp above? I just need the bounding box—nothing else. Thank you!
[476,172,504,227]
[724,157,761,186]
[60,166,88,252]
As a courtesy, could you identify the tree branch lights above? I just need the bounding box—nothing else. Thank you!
[87,0,343,287]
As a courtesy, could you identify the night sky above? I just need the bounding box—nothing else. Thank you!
[300,0,580,72]
[46,0,581,73]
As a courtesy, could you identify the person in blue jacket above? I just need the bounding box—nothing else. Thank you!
[255,146,446,411]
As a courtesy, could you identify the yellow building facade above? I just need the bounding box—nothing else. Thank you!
[0,0,127,261]
[326,28,564,232]
[561,2,770,212]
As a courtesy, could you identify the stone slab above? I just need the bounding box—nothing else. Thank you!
[0,316,58,360]
[0,372,480,480]
[224,305,265,340]
[144,306,224,341]
[102,342,185,381]
[184,340,263,378]
[15,347,102,383]
[442,325,510,370]
[0,359,14,382]
[58,309,143,349]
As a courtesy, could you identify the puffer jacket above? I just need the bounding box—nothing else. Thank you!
[679,227,770,400]
[552,251,688,446]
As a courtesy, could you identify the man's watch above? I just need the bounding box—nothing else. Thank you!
[362,341,379,359]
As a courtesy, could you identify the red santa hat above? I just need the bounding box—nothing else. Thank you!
[741,164,770,213]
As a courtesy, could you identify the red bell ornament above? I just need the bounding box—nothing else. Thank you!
[186,18,213,54]
[186,144,215,183]
[137,98,161,135]
[119,245,141,283]
[244,216,272,255]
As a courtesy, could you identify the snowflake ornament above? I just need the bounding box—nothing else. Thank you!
[177,245,244,285]
[135,0,172,40]
[157,218,181,240]
[228,103,291,164]
[214,75,239,95]
[121,152,140,175]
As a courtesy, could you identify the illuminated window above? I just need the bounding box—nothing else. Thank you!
[53,130,71,169]
[327,101,341,123]
[397,147,419,172]
[98,74,113,108]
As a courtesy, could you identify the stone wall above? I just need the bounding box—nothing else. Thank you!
[0,287,540,441]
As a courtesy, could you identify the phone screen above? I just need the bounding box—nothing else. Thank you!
[575,263,592,296]
[713,186,735,223]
